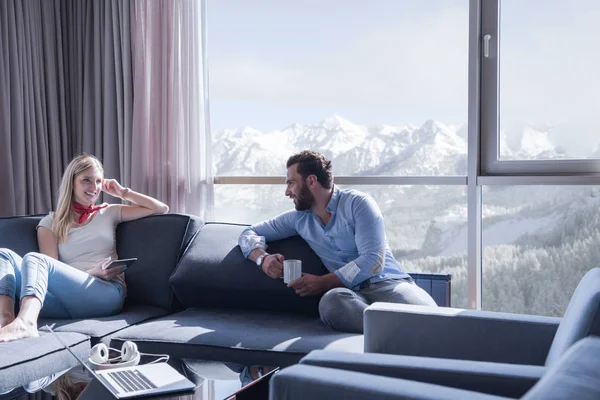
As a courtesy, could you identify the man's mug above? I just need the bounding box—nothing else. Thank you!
[283,259,302,283]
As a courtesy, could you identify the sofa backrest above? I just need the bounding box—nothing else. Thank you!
[170,223,329,317]
[544,267,600,366]
[524,336,600,400]
[0,215,44,255]
[0,213,202,312]
[117,213,203,311]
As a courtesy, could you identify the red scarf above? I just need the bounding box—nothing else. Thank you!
[73,202,108,224]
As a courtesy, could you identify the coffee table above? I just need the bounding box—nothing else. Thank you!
[77,359,279,400]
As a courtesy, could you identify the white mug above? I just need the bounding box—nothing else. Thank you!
[283,259,302,283]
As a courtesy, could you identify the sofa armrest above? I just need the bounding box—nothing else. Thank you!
[300,350,544,398]
[364,303,561,365]
[270,364,509,400]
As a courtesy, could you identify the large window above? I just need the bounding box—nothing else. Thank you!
[207,0,600,313]
[209,0,469,178]
[498,0,600,161]
[482,186,600,316]
[481,0,600,174]
[215,184,468,307]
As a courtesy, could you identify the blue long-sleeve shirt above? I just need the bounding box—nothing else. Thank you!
[238,185,410,290]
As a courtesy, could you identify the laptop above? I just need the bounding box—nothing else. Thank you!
[46,327,196,399]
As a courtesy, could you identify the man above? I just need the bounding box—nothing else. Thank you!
[238,150,437,333]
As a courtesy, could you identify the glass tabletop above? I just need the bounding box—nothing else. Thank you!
[75,359,279,400]
[2,359,278,400]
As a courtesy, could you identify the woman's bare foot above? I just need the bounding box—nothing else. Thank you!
[249,365,277,380]
[0,317,39,342]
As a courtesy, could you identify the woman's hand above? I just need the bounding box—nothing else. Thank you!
[102,179,126,199]
[87,257,125,280]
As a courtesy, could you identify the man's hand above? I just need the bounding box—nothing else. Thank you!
[288,273,326,296]
[262,253,284,279]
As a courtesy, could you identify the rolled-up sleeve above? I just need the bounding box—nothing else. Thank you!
[238,210,299,258]
[334,196,387,289]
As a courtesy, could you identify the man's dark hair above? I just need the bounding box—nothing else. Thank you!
[286,150,333,189]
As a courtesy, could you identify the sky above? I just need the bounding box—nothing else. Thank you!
[206,0,600,157]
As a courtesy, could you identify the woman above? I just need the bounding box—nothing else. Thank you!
[0,155,169,342]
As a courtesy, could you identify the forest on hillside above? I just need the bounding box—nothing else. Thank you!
[401,187,600,316]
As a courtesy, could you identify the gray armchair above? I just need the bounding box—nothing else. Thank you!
[270,267,600,399]
[270,336,600,400]
[363,267,600,367]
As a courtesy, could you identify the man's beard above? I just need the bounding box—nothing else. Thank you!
[294,183,315,211]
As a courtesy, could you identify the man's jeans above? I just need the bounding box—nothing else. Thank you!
[0,248,125,319]
[318,278,437,333]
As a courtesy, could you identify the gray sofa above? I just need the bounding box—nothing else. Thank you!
[107,222,365,368]
[0,213,451,397]
[0,213,201,394]
[270,335,600,400]
[271,267,600,399]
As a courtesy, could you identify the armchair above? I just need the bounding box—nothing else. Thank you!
[270,267,600,399]
[270,336,600,400]
[363,267,600,366]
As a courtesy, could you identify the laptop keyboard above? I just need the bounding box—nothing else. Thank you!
[107,369,157,393]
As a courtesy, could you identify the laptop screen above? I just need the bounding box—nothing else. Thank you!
[45,326,99,379]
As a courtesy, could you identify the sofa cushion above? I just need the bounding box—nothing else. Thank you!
[524,336,600,400]
[270,364,508,400]
[544,267,600,366]
[117,214,203,311]
[0,215,44,256]
[170,223,329,316]
[110,308,363,367]
[39,304,169,345]
[0,332,89,393]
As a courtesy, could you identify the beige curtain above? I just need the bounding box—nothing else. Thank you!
[130,0,214,220]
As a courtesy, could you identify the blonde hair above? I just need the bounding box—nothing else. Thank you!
[51,374,85,400]
[53,155,104,243]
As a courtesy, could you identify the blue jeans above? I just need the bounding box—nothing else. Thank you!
[0,248,125,319]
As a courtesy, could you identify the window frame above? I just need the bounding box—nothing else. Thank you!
[207,0,600,311]
[480,0,600,176]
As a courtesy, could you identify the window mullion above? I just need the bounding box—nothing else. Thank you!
[468,0,485,310]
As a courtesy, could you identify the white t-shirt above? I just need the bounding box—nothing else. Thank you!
[37,204,126,288]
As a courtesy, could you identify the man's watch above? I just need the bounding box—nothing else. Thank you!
[255,252,270,270]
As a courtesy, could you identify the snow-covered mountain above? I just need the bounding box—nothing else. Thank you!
[211,115,596,260]
[213,116,473,177]
[500,125,566,160]
[212,116,573,176]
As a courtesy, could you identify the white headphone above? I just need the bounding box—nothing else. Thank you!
[89,341,169,370]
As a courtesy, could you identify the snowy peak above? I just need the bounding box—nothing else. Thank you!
[320,114,356,131]
[501,125,563,160]
[294,115,368,157]
[414,120,465,146]
[519,127,556,157]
